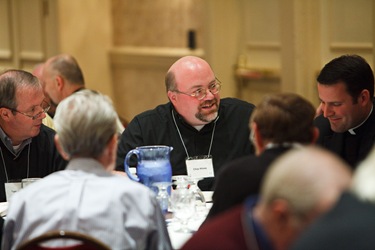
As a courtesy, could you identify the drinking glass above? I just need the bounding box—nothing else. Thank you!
[171,179,195,233]
[188,177,207,219]
[153,182,171,214]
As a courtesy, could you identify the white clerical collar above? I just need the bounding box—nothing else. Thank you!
[348,104,373,135]
[265,142,303,150]
[193,125,205,131]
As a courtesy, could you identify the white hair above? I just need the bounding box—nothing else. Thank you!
[260,145,351,220]
[53,90,117,158]
[351,146,375,204]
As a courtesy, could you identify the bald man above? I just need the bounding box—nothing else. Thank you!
[116,56,256,190]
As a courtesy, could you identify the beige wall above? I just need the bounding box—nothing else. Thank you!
[1,0,373,121]
[57,0,115,101]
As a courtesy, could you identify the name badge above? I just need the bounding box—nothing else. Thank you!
[186,155,214,179]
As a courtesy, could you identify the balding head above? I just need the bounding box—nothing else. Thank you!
[255,145,352,250]
[165,56,220,126]
[42,54,85,105]
[165,56,214,92]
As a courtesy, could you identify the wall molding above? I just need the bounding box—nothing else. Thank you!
[330,42,373,51]
[109,46,205,68]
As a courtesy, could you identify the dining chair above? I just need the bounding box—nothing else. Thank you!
[16,230,111,250]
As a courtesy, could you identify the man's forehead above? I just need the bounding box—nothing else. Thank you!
[175,72,215,86]
[16,86,43,104]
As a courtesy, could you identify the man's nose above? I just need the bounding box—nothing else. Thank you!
[323,105,333,117]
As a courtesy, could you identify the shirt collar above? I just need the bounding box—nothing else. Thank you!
[244,196,275,250]
[348,104,373,135]
[171,104,220,131]
[66,157,111,176]
[0,127,32,155]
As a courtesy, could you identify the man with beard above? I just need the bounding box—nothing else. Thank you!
[314,54,375,168]
[116,56,255,190]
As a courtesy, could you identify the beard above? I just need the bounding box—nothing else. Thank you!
[195,100,219,123]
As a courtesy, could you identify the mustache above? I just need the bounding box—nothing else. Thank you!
[200,99,217,107]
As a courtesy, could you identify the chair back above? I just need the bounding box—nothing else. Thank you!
[16,230,111,250]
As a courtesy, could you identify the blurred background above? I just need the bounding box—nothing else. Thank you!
[0,0,373,122]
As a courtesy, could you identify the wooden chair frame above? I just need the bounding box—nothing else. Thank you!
[16,230,111,250]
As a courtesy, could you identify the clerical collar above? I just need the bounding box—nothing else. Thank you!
[265,142,303,150]
[193,125,205,131]
[348,104,373,135]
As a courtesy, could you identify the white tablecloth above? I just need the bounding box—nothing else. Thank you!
[167,192,213,249]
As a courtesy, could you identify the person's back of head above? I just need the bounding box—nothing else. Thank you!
[317,54,374,100]
[250,93,318,154]
[53,90,117,163]
[255,145,352,250]
[46,54,85,86]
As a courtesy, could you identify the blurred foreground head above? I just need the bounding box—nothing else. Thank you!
[352,146,375,203]
[249,93,318,155]
[255,145,352,250]
[53,90,118,166]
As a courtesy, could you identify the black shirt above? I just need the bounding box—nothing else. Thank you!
[116,98,255,190]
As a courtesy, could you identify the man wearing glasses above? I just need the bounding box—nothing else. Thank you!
[0,69,67,202]
[116,56,256,190]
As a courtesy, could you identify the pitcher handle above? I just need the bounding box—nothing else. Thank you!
[124,149,140,182]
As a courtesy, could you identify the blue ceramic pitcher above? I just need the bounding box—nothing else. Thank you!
[124,145,173,192]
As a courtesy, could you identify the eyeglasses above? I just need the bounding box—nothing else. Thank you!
[5,100,51,120]
[173,78,222,101]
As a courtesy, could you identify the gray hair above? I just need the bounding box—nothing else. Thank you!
[53,89,117,158]
[0,69,41,110]
[351,147,375,204]
[260,146,351,223]
[47,54,85,86]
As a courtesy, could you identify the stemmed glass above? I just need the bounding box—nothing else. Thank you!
[170,178,196,233]
[188,177,206,205]
[153,182,172,214]
[188,177,207,219]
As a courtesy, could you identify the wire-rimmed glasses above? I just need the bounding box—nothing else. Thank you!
[5,100,51,120]
[173,78,222,101]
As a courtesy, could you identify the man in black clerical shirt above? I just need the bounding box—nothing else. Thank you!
[116,56,255,190]
[314,54,375,168]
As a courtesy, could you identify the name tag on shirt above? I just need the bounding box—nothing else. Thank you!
[186,155,214,179]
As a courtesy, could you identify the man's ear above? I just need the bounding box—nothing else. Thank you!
[358,89,370,106]
[167,91,177,104]
[270,199,291,230]
[107,134,118,158]
[56,75,65,91]
[252,122,264,156]
[311,127,320,144]
[54,134,70,160]
[0,107,12,121]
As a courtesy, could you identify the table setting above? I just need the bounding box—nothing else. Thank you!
[123,145,214,249]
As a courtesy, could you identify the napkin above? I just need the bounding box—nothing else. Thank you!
[0,202,8,217]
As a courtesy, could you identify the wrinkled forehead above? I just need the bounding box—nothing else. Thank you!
[175,67,215,90]
[16,85,44,106]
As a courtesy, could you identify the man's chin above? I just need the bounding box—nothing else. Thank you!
[196,111,218,123]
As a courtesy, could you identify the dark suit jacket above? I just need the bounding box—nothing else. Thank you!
[291,192,375,250]
[206,146,291,220]
[314,100,375,168]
